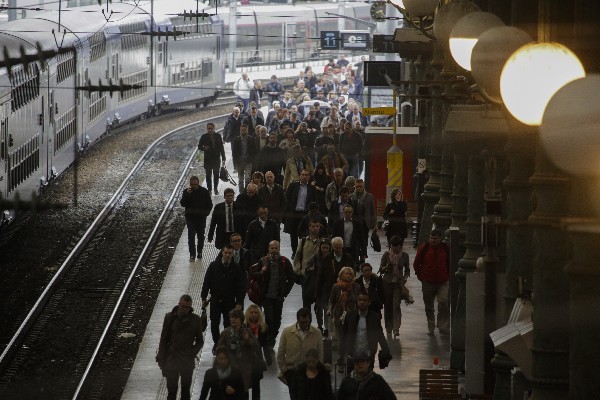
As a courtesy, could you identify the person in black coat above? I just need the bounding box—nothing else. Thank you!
[340,293,391,372]
[256,132,286,185]
[355,263,384,314]
[336,351,396,400]
[235,183,260,238]
[327,186,356,231]
[208,188,243,249]
[284,169,317,258]
[201,245,247,346]
[245,205,281,261]
[199,346,245,400]
[290,348,334,400]
[243,106,265,137]
[216,232,253,278]
[198,122,226,194]
[332,204,366,268]
[180,176,213,261]
[383,188,408,246]
[232,125,258,190]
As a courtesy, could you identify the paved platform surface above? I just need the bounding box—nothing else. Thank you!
[121,141,452,400]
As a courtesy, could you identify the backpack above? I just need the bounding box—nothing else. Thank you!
[247,261,264,306]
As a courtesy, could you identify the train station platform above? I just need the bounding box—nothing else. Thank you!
[121,141,452,400]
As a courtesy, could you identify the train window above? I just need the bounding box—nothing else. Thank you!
[90,31,107,62]
[120,22,147,51]
[0,119,6,161]
[57,52,76,84]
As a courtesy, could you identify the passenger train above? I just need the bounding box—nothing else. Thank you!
[0,0,371,212]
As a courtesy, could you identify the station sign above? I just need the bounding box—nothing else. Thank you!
[363,107,396,116]
[340,30,370,51]
[320,31,340,50]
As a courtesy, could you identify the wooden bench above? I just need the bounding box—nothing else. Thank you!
[419,369,460,399]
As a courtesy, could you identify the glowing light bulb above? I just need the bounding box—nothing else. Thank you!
[500,42,585,126]
[449,12,504,71]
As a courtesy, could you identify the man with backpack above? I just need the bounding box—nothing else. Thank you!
[413,229,450,335]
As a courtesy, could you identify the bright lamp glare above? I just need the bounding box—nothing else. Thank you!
[500,43,585,126]
[449,38,478,70]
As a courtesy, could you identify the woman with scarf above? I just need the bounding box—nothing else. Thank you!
[290,348,334,400]
[217,309,260,398]
[243,304,269,400]
[199,346,245,400]
[327,266,360,370]
[305,239,332,336]
[378,235,411,339]
[382,188,408,246]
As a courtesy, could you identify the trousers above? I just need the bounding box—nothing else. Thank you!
[165,357,194,400]
[186,218,206,259]
[204,161,220,192]
[263,297,284,346]
[421,280,450,332]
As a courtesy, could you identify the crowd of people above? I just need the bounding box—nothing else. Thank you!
[156,57,452,400]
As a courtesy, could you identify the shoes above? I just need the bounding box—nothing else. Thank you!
[189,256,195,262]
[291,252,296,259]
[439,329,450,336]
[405,295,415,305]
[393,330,400,339]
[321,328,329,338]
[212,345,217,355]
[214,189,219,195]
[428,328,435,336]
[208,190,212,195]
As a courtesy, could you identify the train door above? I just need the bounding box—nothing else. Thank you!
[282,23,297,61]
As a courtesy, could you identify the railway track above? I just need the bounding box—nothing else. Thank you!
[0,115,228,399]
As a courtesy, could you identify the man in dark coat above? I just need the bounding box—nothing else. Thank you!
[242,106,264,137]
[208,188,243,249]
[180,175,213,261]
[256,132,286,185]
[232,125,257,190]
[332,204,366,268]
[327,186,355,229]
[251,240,296,347]
[355,263,384,314]
[284,169,316,258]
[224,106,243,142]
[157,294,204,400]
[201,245,246,347]
[337,351,397,400]
[258,170,287,226]
[265,74,284,108]
[197,122,226,195]
[235,182,260,237]
[244,205,281,261]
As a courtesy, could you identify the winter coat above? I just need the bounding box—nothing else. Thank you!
[180,186,213,223]
[383,200,408,240]
[413,242,450,285]
[201,259,246,306]
[315,252,355,306]
[199,365,245,400]
[217,326,261,390]
[337,372,397,400]
[198,132,226,166]
[157,306,204,371]
[291,362,334,400]
[277,324,323,373]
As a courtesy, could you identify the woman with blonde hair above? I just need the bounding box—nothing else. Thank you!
[244,304,270,400]
[327,266,360,370]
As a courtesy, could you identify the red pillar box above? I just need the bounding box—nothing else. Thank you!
[364,126,419,219]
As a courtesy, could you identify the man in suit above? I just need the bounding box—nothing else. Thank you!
[284,169,316,259]
[231,124,257,190]
[340,292,390,372]
[208,188,242,249]
[245,205,280,261]
[332,204,366,268]
[351,178,377,263]
[327,186,355,230]
[197,122,226,195]
[243,105,264,137]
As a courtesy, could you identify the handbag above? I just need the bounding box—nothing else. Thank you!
[247,262,264,306]
[219,162,237,185]
[370,230,382,252]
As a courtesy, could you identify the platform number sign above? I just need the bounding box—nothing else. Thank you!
[320,31,340,50]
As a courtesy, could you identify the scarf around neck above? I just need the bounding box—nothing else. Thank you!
[336,279,354,310]
[217,365,232,380]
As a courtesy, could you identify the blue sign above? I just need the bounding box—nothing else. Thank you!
[320,31,339,50]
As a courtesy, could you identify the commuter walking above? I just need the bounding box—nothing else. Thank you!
[277,308,324,400]
[157,294,204,400]
[289,348,334,400]
[351,178,377,262]
[327,267,360,353]
[379,235,411,338]
[284,169,316,258]
[293,219,322,309]
[355,263,384,315]
[198,122,226,195]
[336,351,397,400]
[315,237,354,337]
[245,206,281,261]
[199,346,245,400]
[383,188,408,246]
[244,304,270,398]
[180,175,213,261]
[331,203,365,268]
[413,229,450,335]
[217,309,261,398]
[251,240,296,347]
[258,171,287,226]
[201,245,246,349]
[208,188,242,249]
[234,72,252,112]
[232,124,257,190]
[305,239,332,335]
[340,293,390,372]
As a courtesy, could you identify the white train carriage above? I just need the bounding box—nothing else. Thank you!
[0,2,224,204]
